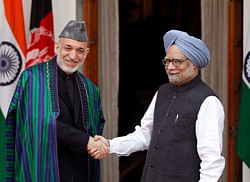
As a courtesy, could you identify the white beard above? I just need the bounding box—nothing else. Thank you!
[167,66,196,85]
[57,56,83,74]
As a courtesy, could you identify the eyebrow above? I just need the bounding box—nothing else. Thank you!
[64,44,72,48]
[64,44,86,50]
[78,47,86,51]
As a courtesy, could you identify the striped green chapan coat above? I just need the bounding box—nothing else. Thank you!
[5,57,105,182]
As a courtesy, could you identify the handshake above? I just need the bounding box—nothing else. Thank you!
[87,136,110,159]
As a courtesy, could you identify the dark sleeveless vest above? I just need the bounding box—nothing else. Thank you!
[140,75,216,182]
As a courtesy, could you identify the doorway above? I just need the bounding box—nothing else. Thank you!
[118,0,201,181]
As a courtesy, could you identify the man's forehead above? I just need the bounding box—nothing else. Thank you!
[166,44,185,57]
[59,37,87,48]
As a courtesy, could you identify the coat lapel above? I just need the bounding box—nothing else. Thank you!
[47,57,60,118]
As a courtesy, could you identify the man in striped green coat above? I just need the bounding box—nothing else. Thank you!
[5,20,106,182]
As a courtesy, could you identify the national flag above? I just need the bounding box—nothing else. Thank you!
[25,0,54,68]
[236,18,250,167]
[0,0,26,117]
[0,108,6,182]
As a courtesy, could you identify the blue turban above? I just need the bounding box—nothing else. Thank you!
[163,30,210,69]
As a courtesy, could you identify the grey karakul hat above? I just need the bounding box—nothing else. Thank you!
[59,20,88,42]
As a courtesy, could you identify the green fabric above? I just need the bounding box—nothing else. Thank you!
[5,58,105,181]
[237,81,250,168]
[0,109,6,182]
[6,61,58,182]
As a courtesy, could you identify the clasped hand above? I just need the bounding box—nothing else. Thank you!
[87,136,110,159]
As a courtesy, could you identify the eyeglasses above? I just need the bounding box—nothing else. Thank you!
[161,57,188,67]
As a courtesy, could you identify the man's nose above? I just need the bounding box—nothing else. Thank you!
[69,50,77,60]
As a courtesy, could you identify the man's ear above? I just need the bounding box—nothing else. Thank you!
[54,42,59,55]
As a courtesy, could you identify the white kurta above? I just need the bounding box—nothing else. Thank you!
[110,92,225,182]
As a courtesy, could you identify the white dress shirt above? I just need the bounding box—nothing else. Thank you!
[110,92,225,182]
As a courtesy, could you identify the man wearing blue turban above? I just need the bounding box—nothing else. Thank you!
[89,30,225,182]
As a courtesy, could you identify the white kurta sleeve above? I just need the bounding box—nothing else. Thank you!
[196,96,225,182]
[109,92,157,156]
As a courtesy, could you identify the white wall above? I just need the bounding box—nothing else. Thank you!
[243,0,250,181]
[52,0,77,42]
[22,0,77,44]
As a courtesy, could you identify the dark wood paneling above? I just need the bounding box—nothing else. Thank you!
[83,0,98,86]
[227,0,243,181]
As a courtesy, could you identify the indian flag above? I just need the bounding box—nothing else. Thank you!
[236,9,250,167]
[0,0,26,117]
[0,0,26,181]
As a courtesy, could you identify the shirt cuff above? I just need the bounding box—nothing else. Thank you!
[109,139,120,154]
